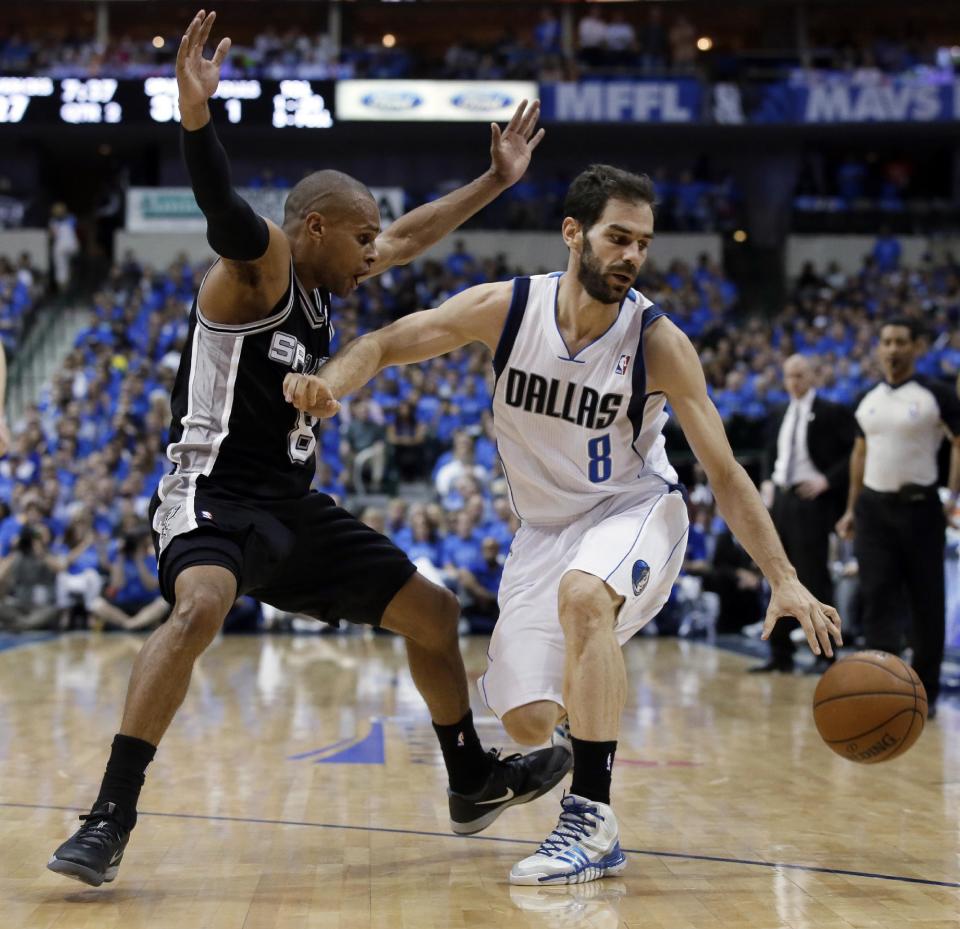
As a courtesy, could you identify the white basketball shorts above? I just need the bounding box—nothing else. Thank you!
[478,488,689,719]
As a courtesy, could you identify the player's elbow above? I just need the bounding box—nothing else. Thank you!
[204,208,270,264]
[701,456,742,498]
[386,234,416,267]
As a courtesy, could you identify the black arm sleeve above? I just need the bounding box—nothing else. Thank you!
[181,120,270,262]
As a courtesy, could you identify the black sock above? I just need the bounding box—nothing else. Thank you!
[433,709,492,794]
[570,737,616,805]
[93,734,157,830]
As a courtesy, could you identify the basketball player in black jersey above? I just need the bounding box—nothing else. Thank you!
[48,10,569,887]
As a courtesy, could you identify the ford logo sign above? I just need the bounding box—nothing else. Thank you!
[451,91,512,112]
[360,91,423,111]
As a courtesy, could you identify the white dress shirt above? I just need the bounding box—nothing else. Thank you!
[773,389,826,487]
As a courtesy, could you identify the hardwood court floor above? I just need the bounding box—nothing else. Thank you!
[1,632,957,929]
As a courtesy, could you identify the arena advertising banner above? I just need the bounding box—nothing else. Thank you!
[539,80,703,123]
[0,76,335,128]
[335,80,538,122]
[751,75,960,124]
[126,186,405,232]
[2,75,957,128]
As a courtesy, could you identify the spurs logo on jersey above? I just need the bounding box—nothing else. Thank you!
[268,331,327,376]
[154,258,334,549]
[491,273,677,525]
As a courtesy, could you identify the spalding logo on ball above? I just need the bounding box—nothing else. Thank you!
[812,650,927,763]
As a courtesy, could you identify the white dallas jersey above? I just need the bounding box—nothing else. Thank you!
[492,273,678,525]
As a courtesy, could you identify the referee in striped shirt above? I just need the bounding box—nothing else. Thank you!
[837,318,960,718]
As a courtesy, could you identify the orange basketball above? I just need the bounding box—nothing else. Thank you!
[812,650,927,763]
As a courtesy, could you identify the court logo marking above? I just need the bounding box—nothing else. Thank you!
[288,718,385,765]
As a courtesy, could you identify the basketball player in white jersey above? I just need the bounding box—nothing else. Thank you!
[284,164,843,885]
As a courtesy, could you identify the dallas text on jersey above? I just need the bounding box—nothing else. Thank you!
[503,367,623,430]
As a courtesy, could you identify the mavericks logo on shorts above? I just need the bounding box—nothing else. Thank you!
[631,560,650,596]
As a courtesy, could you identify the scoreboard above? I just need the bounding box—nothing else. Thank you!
[0,76,335,128]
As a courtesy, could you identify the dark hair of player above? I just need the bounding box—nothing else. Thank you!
[563,164,657,232]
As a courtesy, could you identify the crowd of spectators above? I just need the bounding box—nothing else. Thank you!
[239,167,737,235]
[0,252,43,353]
[673,242,960,433]
[438,7,697,80]
[464,166,742,234]
[1,235,958,639]
[796,152,919,212]
[2,15,668,82]
[2,8,957,83]
[0,166,736,238]
[806,26,959,76]
[0,28,357,81]
[792,152,955,234]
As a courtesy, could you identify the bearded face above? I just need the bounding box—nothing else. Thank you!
[576,233,638,305]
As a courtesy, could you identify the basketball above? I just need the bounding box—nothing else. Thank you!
[812,651,927,763]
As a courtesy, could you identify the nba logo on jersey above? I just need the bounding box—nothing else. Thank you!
[615,354,631,375]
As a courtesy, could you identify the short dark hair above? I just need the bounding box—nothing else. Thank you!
[283,169,374,225]
[881,316,922,341]
[563,164,656,231]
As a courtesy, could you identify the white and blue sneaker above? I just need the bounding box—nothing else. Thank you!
[551,717,572,756]
[509,793,626,885]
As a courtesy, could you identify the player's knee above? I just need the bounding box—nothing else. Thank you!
[168,588,228,653]
[431,586,461,643]
[502,702,559,746]
[558,573,614,642]
[405,583,460,650]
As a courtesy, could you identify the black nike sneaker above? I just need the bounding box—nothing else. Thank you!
[449,746,573,835]
[47,802,131,887]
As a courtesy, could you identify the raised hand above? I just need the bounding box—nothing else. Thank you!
[176,10,231,121]
[488,99,545,188]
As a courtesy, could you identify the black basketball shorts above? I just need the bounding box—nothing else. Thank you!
[149,488,416,627]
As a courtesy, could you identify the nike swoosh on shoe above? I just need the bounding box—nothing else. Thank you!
[476,788,515,805]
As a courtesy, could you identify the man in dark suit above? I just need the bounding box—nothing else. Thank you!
[751,354,855,673]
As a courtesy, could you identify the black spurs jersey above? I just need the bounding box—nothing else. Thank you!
[159,258,333,506]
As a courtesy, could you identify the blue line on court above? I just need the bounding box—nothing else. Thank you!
[0,633,57,653]
[7,800,957,889]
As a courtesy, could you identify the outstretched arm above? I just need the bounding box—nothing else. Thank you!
[646,318,842,656]
[283,281,512,418]
[361,101,544,279]
[178,10,266,257]
[177,10,290,321]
